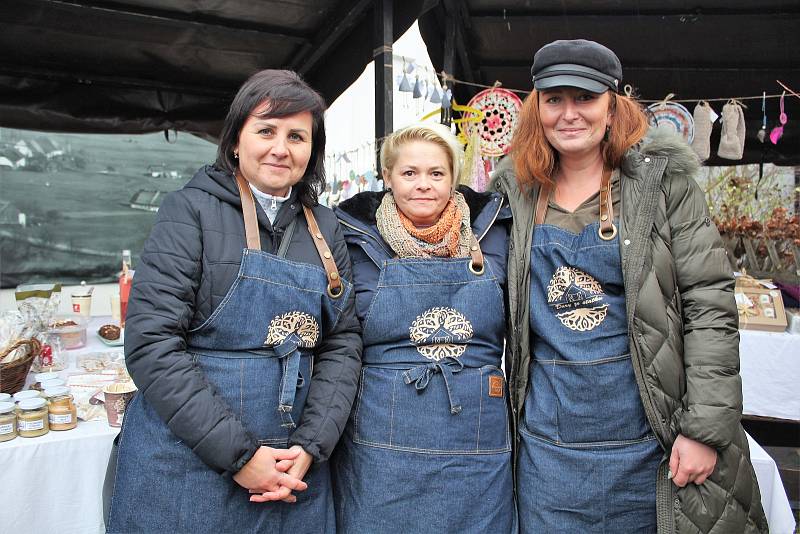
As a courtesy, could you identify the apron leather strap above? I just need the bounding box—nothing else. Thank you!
[302,205,344,298]
[534,168,616,241]
[468,234,485,275]
[235,173,262,251]
[534,182,552,226]
[598,167,617,240]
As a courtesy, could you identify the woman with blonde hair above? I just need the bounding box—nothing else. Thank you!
[331,123,515,532]
[492,39,767,533]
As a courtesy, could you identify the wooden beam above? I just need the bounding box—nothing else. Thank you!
[374,0,392,170]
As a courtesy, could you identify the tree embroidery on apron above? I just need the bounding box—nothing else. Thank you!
[409,307,474,361]
[547,266,608,332]
[265,311,320,347]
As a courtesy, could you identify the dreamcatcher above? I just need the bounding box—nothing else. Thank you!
[458,87,523,157]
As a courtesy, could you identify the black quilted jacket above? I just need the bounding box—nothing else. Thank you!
[123,165,361,474]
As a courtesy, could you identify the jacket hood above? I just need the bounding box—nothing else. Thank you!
[182,165,302,232]
[630,125,701,180]
[183,165,242,206]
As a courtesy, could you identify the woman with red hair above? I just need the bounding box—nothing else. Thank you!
[493,39,767,533]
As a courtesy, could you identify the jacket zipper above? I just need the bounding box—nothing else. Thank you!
[476,197,505,243]
[338,219,394,258]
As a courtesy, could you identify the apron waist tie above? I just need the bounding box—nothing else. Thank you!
[273,334,304,429]
[402,357,464,415]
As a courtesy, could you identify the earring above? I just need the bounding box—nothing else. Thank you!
[385,186,392,193]
[603,126,610,142]
[233,151,239,159]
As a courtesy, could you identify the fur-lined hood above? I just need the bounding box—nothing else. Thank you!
[624,126,701,181]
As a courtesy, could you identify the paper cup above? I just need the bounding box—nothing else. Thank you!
[101,382,137,427]
[110,293,121,323]
[71,294,92,317]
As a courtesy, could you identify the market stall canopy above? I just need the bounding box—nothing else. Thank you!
[419,1,800,165]
[0,0,425,140]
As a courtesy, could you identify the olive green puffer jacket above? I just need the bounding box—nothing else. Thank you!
[492,128,768,533]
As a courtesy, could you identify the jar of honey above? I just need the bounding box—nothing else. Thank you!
[0,401,17,442]
[44,386,77,431]
[17,397,49,437]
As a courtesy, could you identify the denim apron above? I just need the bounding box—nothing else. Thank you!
[517,175,662,533]
[108,176,351,534]
[333,243,515,533]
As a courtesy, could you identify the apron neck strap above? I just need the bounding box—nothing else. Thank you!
[534,181,552,226]
[598,167,617,241]
[302,205,344,298]
[235,173,262,251]
[534,167,617,240]
[468,233,485,274]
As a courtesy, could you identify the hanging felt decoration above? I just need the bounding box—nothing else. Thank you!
[429,84,442,104]
[405,60,416,74]
[690,101,714,161]
[757,92,768,143]
[412,76,423,98]
[770,92,787,144]
[441,87,452,109]
[398,72,413,92]
[459,86,523,157]
[647,95,695,143]
[717,100,746,160]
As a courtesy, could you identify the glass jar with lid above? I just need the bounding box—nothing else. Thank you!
[13,390,41,403]
[40,378,66,390]
[17,397,49,437]
[0,401,17,442]
[44,386,77,431]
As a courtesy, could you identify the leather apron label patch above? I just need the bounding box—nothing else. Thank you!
[547,266,608,332]
[409,306,473,361]
[488,375,504,398]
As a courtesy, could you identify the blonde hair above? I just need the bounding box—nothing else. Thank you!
[380,122,463,191]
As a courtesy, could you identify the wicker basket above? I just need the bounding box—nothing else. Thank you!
[0,338,41,394]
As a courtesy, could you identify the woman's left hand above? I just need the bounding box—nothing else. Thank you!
[669,434,718,487]
[249,445,313,503]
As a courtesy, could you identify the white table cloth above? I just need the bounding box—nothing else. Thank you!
[748,434,797,534]
[739,329,800,421]
[0,316,121,534]
[1,320,796,533]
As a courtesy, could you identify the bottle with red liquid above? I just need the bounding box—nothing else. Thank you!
[119,250,134,328]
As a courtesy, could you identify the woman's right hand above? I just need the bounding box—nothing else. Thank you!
[232,446,308,501]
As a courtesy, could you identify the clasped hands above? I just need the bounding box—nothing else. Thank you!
[233,445,313,503]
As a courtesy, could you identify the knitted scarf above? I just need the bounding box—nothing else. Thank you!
[376,191,472,258]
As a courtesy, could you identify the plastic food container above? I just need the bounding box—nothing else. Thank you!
[48,315,88,350]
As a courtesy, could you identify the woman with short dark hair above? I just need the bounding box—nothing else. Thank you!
[107,69,361,533]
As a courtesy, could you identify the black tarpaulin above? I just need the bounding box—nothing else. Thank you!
[419,1,800,165]
[0,0,426,140]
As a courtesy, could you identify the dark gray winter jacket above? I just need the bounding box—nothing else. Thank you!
[124,165,362,475]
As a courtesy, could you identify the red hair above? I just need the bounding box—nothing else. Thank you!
[511,91,649,189]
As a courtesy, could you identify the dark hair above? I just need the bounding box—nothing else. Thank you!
[216,69,327,207]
